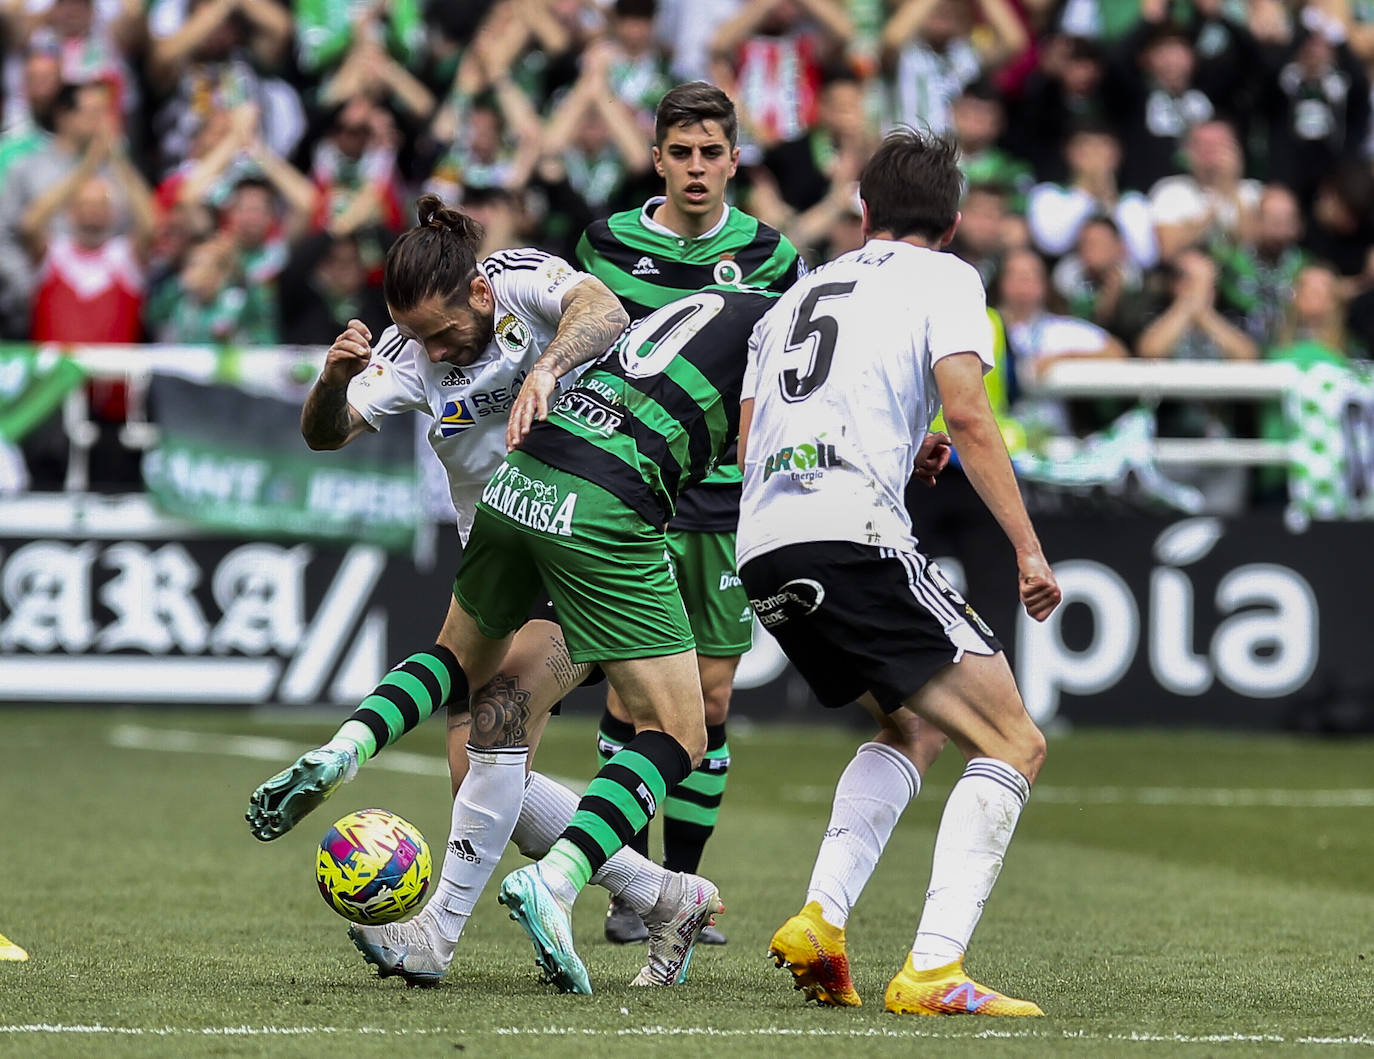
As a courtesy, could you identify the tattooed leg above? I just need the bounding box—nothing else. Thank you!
[410,620,592,954]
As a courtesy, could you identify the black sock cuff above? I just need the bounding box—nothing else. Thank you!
[705,723,728,752]
[629,729,693,789]
[431,643,468,704]
[597,709,637,745]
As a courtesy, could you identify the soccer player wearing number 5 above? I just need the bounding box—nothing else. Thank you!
[737,128,1063,1016]
[575,82,805,945]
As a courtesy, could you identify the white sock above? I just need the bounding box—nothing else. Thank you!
[806,741,921,928]
[513,772,666,916]
[421,744,529,952]
[910,757,1029,971]
[319,738,359,781]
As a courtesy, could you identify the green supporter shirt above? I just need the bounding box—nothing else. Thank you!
[295,0,423,74]
[519,288,778,529]
[575,198,804,530]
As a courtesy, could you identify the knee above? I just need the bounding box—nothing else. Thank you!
[1017,725,1047,785]
[702,683,732,726]
[673,725,707,768]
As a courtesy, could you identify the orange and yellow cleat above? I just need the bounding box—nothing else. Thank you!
[884,954,1044,1016]
[767,901,862,1007]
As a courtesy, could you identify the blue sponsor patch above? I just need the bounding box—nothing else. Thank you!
[439,398,475,437]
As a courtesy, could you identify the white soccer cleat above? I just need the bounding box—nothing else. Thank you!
[631,872,723,987]
[348,915,451,986]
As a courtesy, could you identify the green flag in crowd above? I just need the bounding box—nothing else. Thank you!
[0,346,87,443]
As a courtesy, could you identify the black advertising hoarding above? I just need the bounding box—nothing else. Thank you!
[1,502,1369,729]
[729,514,1374,730]
[0,497,454,707]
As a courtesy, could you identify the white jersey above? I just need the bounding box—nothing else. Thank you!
[737,239,993,565]
[347,248,591,543]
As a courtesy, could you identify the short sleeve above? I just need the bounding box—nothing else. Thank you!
[926,259,994,372]
[483,249,591,331]
[742,316,765,402]
[345,327,429,428]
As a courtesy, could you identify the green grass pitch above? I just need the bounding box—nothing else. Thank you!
[3,706,1373,1058]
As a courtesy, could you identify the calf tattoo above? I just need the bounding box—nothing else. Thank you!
[471,674,532,748]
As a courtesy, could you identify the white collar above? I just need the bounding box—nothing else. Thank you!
[639,196,732,241]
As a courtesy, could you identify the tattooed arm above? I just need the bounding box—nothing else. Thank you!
[505,276,629,450]
[302,318,373,450]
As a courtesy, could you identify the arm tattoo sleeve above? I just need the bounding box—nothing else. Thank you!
[533,283,629,379]
[300,381,355,449]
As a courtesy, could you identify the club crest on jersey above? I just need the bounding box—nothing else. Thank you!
[495,312,531,353]
[713,255,743,286]
[762,438,844,482]
[439,398,475,437]
[481,461,578,536]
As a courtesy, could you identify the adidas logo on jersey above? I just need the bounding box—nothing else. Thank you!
[439,368,468,387]
[632,255,660,276]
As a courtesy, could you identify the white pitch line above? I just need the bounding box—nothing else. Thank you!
[110,725,1374,809]
[784,784,1374,809]
[106,724,588,792]
[108,724,448,778]
[1,1025,1370,1046]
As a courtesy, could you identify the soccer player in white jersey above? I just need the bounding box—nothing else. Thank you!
[737,128,1062,1015]
[246,195,715,988]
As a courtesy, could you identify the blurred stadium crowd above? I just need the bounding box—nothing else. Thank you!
[1,0,1371,498]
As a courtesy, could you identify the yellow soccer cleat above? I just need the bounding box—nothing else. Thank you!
[767,901,862,1007]
[884,954,1044,1016]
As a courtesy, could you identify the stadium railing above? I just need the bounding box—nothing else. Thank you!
[13,345,1371,488]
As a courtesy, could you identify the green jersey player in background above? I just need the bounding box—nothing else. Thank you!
[575,81,805,945]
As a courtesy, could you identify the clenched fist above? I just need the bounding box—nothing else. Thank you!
[322,319,374,387]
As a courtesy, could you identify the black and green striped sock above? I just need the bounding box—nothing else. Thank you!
[595,709,651,859]
[663,722,729,874]
[331,645,468,766]
[544,729,692,892]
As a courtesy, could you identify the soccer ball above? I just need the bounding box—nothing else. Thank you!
[316,808,432,925]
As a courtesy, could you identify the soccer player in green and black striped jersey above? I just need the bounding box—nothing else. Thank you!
[451,286,779,992]
[576,83,805,942]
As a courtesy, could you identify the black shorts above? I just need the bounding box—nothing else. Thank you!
[739,541,1002,712]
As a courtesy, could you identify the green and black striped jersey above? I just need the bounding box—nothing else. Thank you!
[518,288,778,528]
[576,198,805,529]
[576,198,805,322]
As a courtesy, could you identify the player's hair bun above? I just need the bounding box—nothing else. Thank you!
[415,193,484,246]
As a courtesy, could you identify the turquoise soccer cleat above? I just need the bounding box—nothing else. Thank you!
[498,864,592,994]
[245,747,355,841]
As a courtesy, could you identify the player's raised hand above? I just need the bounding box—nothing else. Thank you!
[506,365,558,451]
[1017,551,1061,622]
[913,430,952,487]
[321,319,374,387]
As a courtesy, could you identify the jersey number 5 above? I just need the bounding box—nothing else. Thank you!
[780,281,856,403]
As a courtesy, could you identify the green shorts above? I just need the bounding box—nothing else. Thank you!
[454,451,695,664]
[665,526,755,657]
